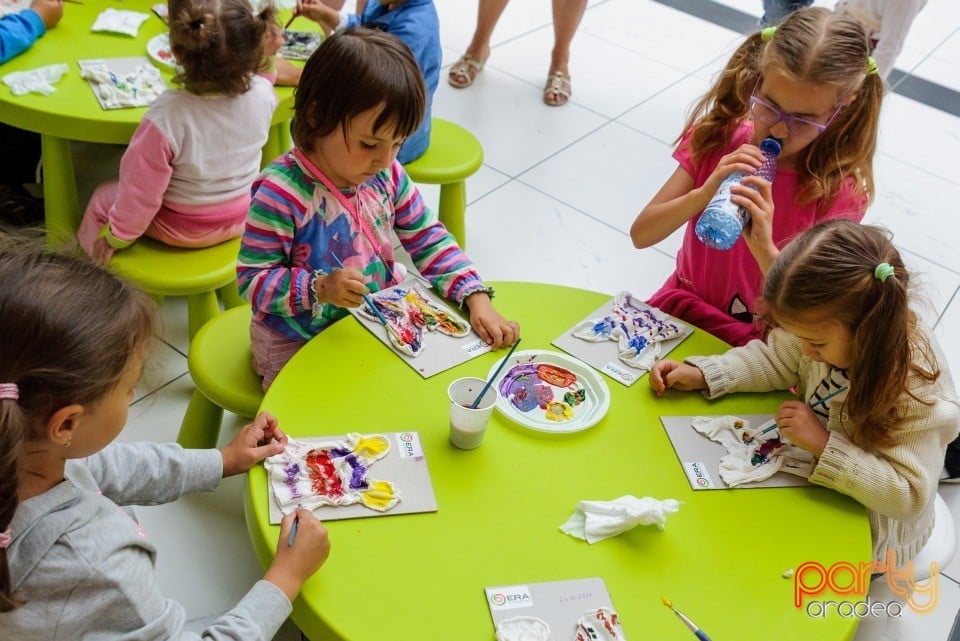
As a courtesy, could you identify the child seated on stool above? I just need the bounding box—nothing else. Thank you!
[0,239,330,637]
[650,219,960,568]
[238,28,519,389]
[78,0,283,265]
[292,0,439,163]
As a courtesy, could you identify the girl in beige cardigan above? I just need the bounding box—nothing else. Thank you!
[650,219,960,567]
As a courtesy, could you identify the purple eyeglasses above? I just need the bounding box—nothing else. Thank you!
[749,80,842,139]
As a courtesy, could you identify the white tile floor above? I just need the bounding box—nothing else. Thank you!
[114,1,960,639]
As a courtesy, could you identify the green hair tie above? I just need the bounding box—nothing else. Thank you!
[761,26,777,42]
[866,56,879,75]
[874,262,895,282]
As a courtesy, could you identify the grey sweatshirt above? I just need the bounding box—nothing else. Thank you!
[0,442,291,640]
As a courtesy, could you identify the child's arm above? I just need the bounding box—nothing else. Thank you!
[0,6,47,64]
[630,144,764,249]
[463,291,520,349]
[88,119,175,265]
[649,359,707,396]
[683,328,804,398]
[294,0,347,34]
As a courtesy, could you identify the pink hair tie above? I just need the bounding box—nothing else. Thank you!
[0,528,12,549]
[0,383,18,401]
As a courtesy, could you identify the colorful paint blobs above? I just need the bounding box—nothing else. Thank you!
[280,30,322,60]
[575,607,626,641]
[498,362,585,423]
[751,437,784,466]
[359,284,470,357]
[572,291,683,370]
[265,433,400,514]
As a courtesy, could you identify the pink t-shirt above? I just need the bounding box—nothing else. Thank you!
[647,121,867,346]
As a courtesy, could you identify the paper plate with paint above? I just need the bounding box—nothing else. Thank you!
[146,33,178,69]
[488,349,610,433]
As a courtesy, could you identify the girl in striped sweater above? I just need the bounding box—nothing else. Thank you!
[238,28,519,389]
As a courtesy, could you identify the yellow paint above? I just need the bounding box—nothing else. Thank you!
[361,480,398,511]
[352,435,390,460]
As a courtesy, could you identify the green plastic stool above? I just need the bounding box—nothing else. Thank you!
[177,306,264,450]
[403,118,483,248]
[108,237,244,340]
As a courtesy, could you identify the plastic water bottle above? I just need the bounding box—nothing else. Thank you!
[695,136,782,250]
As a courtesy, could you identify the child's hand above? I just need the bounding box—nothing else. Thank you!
[221,411,288,477]
[264,509,331,602]
[735,175,778,274]
[31,0,63,29]
[464,292,520,349]
[295,0,340,33]
[263,20,284,57]
[315,268,368,308]
[702,144,764,197]
[649,359,706,396]
[775,400,830,457]
[90,237,115,267]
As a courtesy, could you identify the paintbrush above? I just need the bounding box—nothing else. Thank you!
[63,0,85,4]
[287,505,302,546]
[283,13,297,30]
[743,386,848,444]
[470,338,521,409]
[662,596,711,641]
[329,252,389,327]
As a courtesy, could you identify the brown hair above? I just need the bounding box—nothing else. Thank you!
[681,7,882,212]
[0,237,157,611]
[762,220,939,450]
[292,27,426,150]
[169,0,276,96]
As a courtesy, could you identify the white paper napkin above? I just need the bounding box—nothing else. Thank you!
[560,495,680,543]
[91,9,150,37]
[2,64,69,96]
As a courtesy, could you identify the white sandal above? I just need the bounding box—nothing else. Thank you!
[448,55,486,89]
[543,71,572,106]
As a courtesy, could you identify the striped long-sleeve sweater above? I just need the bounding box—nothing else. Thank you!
[238,151,488,341]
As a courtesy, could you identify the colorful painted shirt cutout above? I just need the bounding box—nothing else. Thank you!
[358,283,470,357]
[573,291,683,369]
[265,433,400,514]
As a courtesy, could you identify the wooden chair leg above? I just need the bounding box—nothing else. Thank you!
[177,388,224,449]
[437,180,467,249]
[187,291,221,340]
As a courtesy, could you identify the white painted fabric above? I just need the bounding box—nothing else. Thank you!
[2,63,68,95]
[80,62,165,108]
[575,607,626,641]
[691,415,815,487]
[90,9,150,36]
[560,495,680,543]
[494,616,551,641]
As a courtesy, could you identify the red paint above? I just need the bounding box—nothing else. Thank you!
[305,449,345,499]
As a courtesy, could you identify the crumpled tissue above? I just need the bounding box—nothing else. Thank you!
[560,495,680,543]
[2,64,69,96]
[91,9,151,37]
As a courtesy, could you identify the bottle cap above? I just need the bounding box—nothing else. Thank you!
[760,136,782,156]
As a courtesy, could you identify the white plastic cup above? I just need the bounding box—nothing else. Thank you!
[447,376,497,449]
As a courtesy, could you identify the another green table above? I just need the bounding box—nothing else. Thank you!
[245,282,871,640]
[0,0,297,242]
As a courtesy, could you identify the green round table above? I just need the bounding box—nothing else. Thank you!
[0,0,298,242]
[245,282,871,640]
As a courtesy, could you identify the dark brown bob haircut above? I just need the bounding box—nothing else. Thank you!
[292,27,426,150]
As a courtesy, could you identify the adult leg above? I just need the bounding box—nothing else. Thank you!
[760,0,813,27]
[544,0,587,105]
[449,0,510,88]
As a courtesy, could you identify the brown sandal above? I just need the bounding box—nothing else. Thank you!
[448,55,486,89]
[543,71,572,106]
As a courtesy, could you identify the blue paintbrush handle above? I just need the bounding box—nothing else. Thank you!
[470,339,521,409]
[748,386,848,442]
[695,630,711,641]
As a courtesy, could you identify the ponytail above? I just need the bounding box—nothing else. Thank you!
[0,395,26,612]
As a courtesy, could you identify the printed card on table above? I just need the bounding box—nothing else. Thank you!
[660,415,812,490]
[348,274,491,378]
[485,578,623,638]
[552,291,693,387]
[265,431,437,523]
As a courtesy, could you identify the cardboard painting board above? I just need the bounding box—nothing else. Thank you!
[552,296,693,387]
[660,415,811,490]
[348,274,491,378]
[485,578,616,635]
[267,431,437,523]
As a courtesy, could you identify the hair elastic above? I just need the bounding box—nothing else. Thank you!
[0,383,18,401]
[760,26,777,42]
[866,56,878,76]
[874,262,895,282]
[0,528,11,549]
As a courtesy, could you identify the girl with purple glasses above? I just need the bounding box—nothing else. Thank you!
[630,7,883,347]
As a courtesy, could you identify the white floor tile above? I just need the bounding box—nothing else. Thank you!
[933,291,960,393]
[135,339,188,404]
[617,75,712,145]
[464,180,677,298]
[876,94,960,188]
[432,71,608,176]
